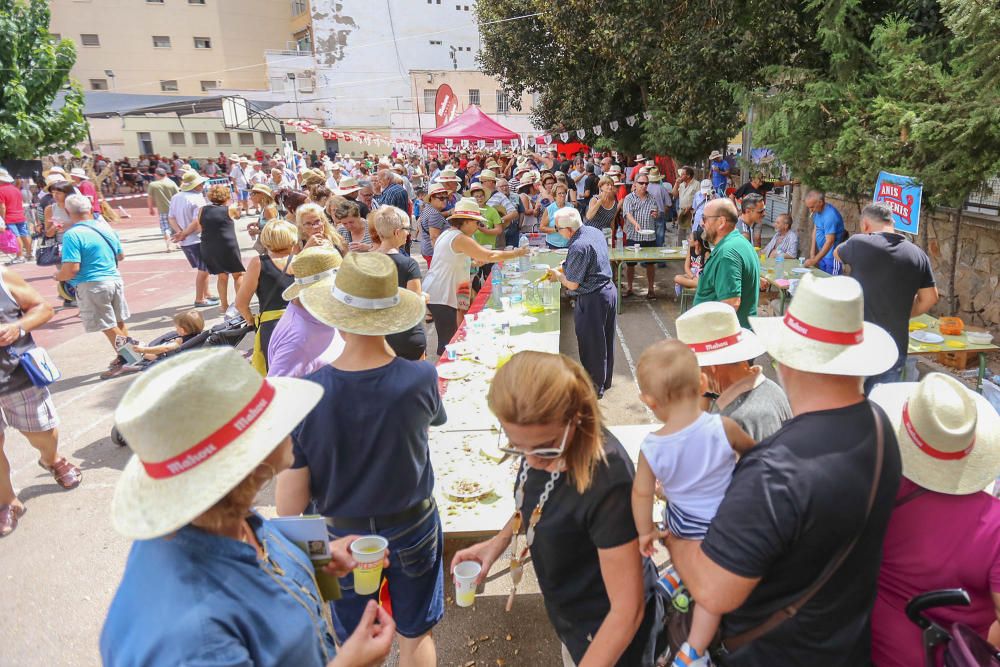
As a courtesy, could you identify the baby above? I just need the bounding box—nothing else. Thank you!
[631,339,754,667]
[132,310,205,361]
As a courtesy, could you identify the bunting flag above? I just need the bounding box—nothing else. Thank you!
[643,111,653,121]
[461,139,470,148]
[592,125,603,136]
[543,134,552,145]
[609,120,619,131]
[625,115,637,127]
[477,139,486,148]
[575,129,585,139]
[559,132,569,142]
[512,139,520,148]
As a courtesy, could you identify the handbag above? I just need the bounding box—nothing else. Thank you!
[36,240,61,266]
[0,229,19,255]
[19,347,61,387]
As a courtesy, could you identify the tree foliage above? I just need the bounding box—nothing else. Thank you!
[0,0,88,159]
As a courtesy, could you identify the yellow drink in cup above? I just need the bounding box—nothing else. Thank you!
[453,560,482,608]
[350,536,388,596]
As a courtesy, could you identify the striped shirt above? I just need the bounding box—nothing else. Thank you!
[563,226,612,295]
[622,192,656,241]
[763,230,800,259]
[585,200,618,231]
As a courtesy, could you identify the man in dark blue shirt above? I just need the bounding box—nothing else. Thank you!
[547,207,616,398]
[375,169,409,213]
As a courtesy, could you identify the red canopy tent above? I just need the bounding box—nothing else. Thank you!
[421,106,519,145]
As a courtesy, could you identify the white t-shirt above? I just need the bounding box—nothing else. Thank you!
[570,169,586,197]
[229,164,249,189]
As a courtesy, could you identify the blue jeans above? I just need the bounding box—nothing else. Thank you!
[865,355,906,396]
[654,214,666,247]
[327,502,444,640]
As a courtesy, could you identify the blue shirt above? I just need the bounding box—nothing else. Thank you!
[563,225,612,295]
[377,183,409,212]
[101,514,337,667]
[710,159,729,189]
[544,202,573,248]
[60,219,122,286]
[813,202,845,252]
[292,358,446,517]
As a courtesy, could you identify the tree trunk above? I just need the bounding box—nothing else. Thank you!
[948,204,965,316]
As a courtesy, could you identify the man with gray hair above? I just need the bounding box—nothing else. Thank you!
[835,202,938,394]
[54,194,134,379]
[146,167,178,252]
[546,207,617,398]
[804,190,845,274]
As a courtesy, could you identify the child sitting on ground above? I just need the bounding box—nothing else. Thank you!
[631,339,755,667]
[132,310,205,361]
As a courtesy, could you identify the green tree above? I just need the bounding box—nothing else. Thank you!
[0,0,88,159]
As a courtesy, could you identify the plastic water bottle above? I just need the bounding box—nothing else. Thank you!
[775,254,785,278]
[615,226,625,249]
[488,263,503,310]
[518,235,530,272]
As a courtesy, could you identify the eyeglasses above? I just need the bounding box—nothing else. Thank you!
[636,181,649,185]
[431,194,449,201]
[497,422,571,459]
[398,225,412,232]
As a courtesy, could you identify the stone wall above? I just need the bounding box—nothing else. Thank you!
[791,192,1000,334]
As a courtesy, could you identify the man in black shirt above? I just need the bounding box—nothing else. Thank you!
[835,203,938,394]
[732,172,797,202]
[664,274,902,666]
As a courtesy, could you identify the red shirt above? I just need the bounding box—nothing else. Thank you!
[0,183,25,223]
[77,180,99,213]
[871,477,1000,667]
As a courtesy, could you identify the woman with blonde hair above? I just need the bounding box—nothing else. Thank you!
[198,184,246,313]
[236,220,297,375]
[327,196,372,253]
[296,202,348,255]
[248,183,280,253]
[451,351,663,666]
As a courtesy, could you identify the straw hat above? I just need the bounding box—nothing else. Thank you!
[647,168,663,183]
[110,348,323,540]
[427,182,448,198]
[437,168,461,183]
[45,174,69,190]
[229,154,240,162]
[485,161,500,171]
[749,274,896,377]
[606,165,622,175]
[676,302,766,366]
[449,197,488,223]
[282,246,343,301]
[479,169,497,182]
[333,177,361,196]
[42,165,66,178]
[871,373,1000,495]
[709,150,723,161]
[518,171,539,190]
[299,252,425,336]
[469,181,485,193]
[391,163,406,173]
[69,167,89,180]
[249,183,274,200]
[299,169,325,187]
[635,154,646,162]
[180,170,208,192]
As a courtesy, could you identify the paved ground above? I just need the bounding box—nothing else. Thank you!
[0,205,714,666]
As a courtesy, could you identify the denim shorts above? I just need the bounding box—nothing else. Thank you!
[180,244,207,271]
[327,501,444,640]
[6,222,28,237]
[158,213,171,235]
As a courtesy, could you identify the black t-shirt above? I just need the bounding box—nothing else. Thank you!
[520,432,660,664]
[838,232,935,359]
[733,181,774,200]
[583,173,599,201]
[385,252,426,360]
[702,400,901,667]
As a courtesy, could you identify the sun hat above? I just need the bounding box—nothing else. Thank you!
[469,182,485,193]
[607,165,622,175]
[647,168,663,183]
[518,171,539,190]
[42,165,66,178]
[635,154,646,162]
[229,153,240,161]
[676,302,767,366]
[69,167,89,180]
[870,373,1000,495]
[427,182,448,198]
[299,169,325,187]
[391,163,406,173]
[709,150,723,161]
[249,183,274,200]
[485,161,500,171]
[699,179,712,193]
[282,246,343,301]
[45,174,69,190]
[449,197,488,223]
[749,274,896,377]
[180,170,208,192]
[330,162,343,171]
[110,348,323,540]
[479,169,497,182]
[0,169,13,184]
[299,252,426,336]
[333,177,361,196]
[436,167,461,183]
[239,156,249,163]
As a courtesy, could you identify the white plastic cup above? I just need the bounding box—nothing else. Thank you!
[453,561,482,607]
[350,535,388,595]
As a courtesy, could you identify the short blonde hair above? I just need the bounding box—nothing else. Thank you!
[488,352,605,493]
[296,202,347,255]
[636,340,701,404]
[259,220,298,253]
[206,184,231,206]
[371,206,408,240]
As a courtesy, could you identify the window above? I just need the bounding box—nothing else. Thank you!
[422,89,436,113]
[261,132,277,146]
[169,132,186,146]
[496,90,509,114]
[468,89,480,106]
[238,132,254,146]
[192,132,209,145]
[152,35,171,48]
[215,132,232,145]
[146,0,164,3]
[80,34,100,46]
[193,37,212,49]
[188,0,206,4]
[89,78,108,90]
[429,40,442,46]
[200,80,219,91]
[291,0,307,15]
[160,80,178,91]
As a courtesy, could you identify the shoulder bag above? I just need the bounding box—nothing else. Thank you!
[77,222,120,266]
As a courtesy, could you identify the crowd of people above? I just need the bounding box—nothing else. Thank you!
[0,140,996,667]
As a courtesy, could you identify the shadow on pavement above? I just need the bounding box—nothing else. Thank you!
[72,433,131,473]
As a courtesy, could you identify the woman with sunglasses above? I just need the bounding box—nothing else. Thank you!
[451,352,664,666]
[418,183,450,268]
[373,206,427,360]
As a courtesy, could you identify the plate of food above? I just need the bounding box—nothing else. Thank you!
[437,361,477,380]
[791,267,811,275]
[444,476,495,501]
[532,263,550,271]
[910,330,944,344]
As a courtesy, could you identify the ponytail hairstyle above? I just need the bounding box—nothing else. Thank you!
[487,351,605,493]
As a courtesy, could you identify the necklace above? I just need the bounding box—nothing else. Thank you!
[506,464,561,611]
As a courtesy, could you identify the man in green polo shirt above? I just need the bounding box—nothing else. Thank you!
[694,198,760,327]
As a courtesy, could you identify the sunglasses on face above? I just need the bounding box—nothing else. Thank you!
[497,422,571,459]
[636,181,649,185]
[431,194,449,201]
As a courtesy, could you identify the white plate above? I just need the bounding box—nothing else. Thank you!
[444,476,496,501]
[636,229,655,238]
[910,330,944,344]
[791,267,811,275]
[531,263,550,270]
[554,248,569,255]
[437,361,477,380]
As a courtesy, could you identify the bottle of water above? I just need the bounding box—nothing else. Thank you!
[615,226,625,249]
[775,254,785,278]
[488,263,503,310]
[518,235,530,272]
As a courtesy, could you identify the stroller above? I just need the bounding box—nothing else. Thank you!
[111,315,254,447]
[908,589,1000,666]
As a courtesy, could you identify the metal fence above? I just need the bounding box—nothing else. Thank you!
[965,177,1000,217]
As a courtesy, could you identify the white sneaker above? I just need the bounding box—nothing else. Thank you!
[671,642,711,667]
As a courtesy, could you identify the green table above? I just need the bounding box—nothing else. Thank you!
[608,245,687,314]
[908,314,998,392]
[759,258,829,314]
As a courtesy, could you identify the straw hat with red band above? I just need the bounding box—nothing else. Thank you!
[110,348,322,540]
[749,273,897,377]
[871,373,1000,495]
[675,302,766,366]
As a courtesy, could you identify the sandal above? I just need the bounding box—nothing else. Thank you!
[38,457,82,490]
[0,504,25,537]
[646,292,658,301]
[623,288,635,298]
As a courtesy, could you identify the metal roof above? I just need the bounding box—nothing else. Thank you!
[54,92,281,118]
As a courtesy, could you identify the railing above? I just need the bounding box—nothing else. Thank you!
[965,177,1000,217]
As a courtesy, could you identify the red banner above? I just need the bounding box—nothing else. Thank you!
[434,84,459,128]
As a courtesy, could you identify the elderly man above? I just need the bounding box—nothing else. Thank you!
[55,194,134,378]
[547,208,616,398]
[762,213,799,260]
[835,203,938,394]
[673,166,699,235]
[622,171,659,299]
[693,198,759,328]
[736,193,766,246]
[804,190,845,274]
[229,156,251,214]
[375,169,409,212]
[676,301,791,441]
[665,274,901,666]
[169,171,218,308]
